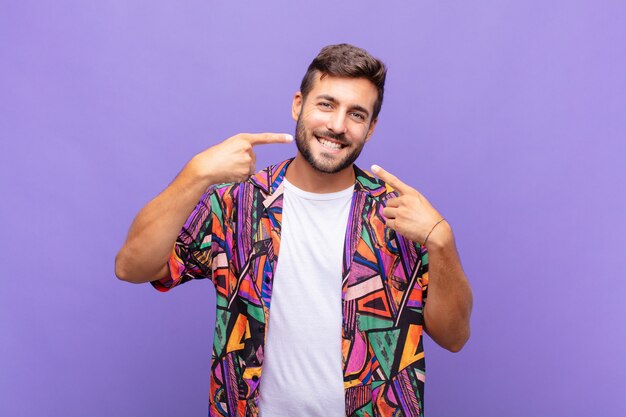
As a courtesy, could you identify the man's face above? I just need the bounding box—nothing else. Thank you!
[292,74,378,174]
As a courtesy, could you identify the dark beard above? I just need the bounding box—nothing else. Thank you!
[294,115,365,174]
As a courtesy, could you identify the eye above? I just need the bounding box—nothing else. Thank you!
[350,112,366,121]
[319,101,333,109]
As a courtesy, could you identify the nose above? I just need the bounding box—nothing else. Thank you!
[326,111,347,134]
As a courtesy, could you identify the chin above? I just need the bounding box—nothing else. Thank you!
[308,150,361,174]
[310,161,345,174]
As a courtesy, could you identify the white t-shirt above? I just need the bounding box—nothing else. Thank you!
[258,178,354,417]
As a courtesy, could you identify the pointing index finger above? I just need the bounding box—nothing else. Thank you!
[371,164,412,195]
[245,133,294,146]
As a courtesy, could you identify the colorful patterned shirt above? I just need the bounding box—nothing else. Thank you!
[152,159,429,417]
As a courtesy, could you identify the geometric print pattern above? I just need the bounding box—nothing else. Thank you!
[152,158,429,416]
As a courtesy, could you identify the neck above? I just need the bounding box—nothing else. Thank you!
[285,153,355,193]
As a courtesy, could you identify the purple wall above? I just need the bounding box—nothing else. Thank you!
[2,1,625,416]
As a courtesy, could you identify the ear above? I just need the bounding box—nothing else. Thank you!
[291,92,303,121]
[365,118,378,142]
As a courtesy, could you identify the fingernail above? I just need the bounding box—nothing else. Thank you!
[285,134,294,142]
[371,164,380,173]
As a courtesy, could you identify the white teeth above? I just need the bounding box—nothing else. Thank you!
[318,138,342,149]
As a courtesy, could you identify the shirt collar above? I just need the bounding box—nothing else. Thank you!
[248,158,390,199]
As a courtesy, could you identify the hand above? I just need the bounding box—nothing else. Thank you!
[371,164,450,247]
[189,133,293,184]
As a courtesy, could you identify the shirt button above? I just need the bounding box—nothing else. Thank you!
[252,375,259,382]
[264,277,270,284]
[258,325,265,333]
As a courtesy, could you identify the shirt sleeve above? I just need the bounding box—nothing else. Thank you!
[151,186,221,292]
[381,190,428,306]
[416,242,428,305]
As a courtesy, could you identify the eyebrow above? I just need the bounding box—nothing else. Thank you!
[315,94,371,118]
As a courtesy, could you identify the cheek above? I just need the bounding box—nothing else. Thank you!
[304,112,328,127]
[349,124,371,142]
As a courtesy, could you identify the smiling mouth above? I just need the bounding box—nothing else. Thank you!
[316,136,347,150]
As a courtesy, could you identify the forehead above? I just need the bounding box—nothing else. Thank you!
[306,74,378,111]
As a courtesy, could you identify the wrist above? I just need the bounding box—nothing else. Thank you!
[423,219,453,250]
[185,154,218,185]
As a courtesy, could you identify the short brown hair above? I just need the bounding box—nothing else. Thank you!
[300,44,387,120]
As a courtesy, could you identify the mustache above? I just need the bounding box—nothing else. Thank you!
[313,130,347,144]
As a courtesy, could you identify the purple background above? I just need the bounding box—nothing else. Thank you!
[2,1,625,416]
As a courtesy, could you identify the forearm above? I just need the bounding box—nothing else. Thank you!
[422,221,473,352]
[115,158,215,283]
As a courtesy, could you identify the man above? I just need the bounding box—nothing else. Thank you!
[116,44,472,417]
